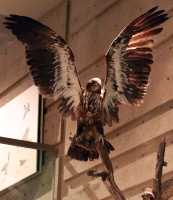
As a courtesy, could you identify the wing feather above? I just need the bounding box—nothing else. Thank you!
[3,14,81,116]
[103,7,169,125]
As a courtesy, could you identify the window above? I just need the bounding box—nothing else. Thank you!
[0,85,43,191]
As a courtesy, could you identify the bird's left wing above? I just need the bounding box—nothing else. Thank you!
[2,14,82,117]
[103,7,169,126]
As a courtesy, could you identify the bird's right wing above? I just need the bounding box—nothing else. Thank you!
[0,14,82,117]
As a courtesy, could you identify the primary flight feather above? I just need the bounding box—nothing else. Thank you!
[1,6,169,161]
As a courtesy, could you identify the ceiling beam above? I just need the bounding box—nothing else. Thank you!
[102,171,173,200]
[65,129,173,187]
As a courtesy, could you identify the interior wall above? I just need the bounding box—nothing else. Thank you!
[61,1,173,200]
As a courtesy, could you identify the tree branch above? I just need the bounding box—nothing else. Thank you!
[142,138,167,200]
[87,137,126,200]
[153,138,167,200]
[87,169,126,200]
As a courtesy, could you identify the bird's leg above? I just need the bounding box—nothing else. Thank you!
[96,138,114,174]
[91,126,114,174]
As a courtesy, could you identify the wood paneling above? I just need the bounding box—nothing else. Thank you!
[70,0,173,72]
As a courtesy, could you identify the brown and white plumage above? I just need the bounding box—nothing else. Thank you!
[3,14,82,117]
[103,6,169,126]
[0,7,169,161]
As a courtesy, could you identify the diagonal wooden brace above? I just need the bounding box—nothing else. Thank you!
[0,136,60,155]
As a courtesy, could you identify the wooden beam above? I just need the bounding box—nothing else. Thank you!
[65,129,173,187]
[57,118,66,200]
[107,99,173,140]
[0,73,29,99]
[56,1,71,200]
[83,184,100,200]
[101,171,173,200]
[0,136,59,154]
[86,139,167,200]
[102,139,173,200]
[65,158,100,199]
[64,135,173,200]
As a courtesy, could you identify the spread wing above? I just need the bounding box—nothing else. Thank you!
[103,7,169,125]
[2,14,82,116]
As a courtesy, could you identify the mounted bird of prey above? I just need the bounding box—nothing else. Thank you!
[0,7,169,162]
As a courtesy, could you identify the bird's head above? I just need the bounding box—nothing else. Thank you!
[86,77,102,93]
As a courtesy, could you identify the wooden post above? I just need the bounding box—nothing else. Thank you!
[55,1,71,200]
[56,118,66,200]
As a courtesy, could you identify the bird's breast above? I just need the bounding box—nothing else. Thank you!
[81,92,102,114]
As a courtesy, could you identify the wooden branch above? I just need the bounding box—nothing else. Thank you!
[87,169,126,200]
[86,138,173,200]
[153,138,167,200]
[142,138,167,200]
[88,136,126,200]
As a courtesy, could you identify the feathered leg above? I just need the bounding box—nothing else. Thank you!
[67,120,114,161]
[95,121,114,154]
[67,121,99,161]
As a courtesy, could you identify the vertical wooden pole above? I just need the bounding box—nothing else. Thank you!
[57,118,66,200]
[55,1,71,200]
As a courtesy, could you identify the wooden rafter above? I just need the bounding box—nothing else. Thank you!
[86,138,173,200]
[65,100,173,188]
[65,128,173,188]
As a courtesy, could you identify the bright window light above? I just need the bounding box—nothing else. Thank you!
[0,85,41,191]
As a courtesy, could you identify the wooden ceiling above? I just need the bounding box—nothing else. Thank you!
[0,0,62,18]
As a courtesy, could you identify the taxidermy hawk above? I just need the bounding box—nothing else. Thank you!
[0,7,169,162]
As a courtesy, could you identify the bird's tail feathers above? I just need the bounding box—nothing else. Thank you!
[67,137,114,161]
